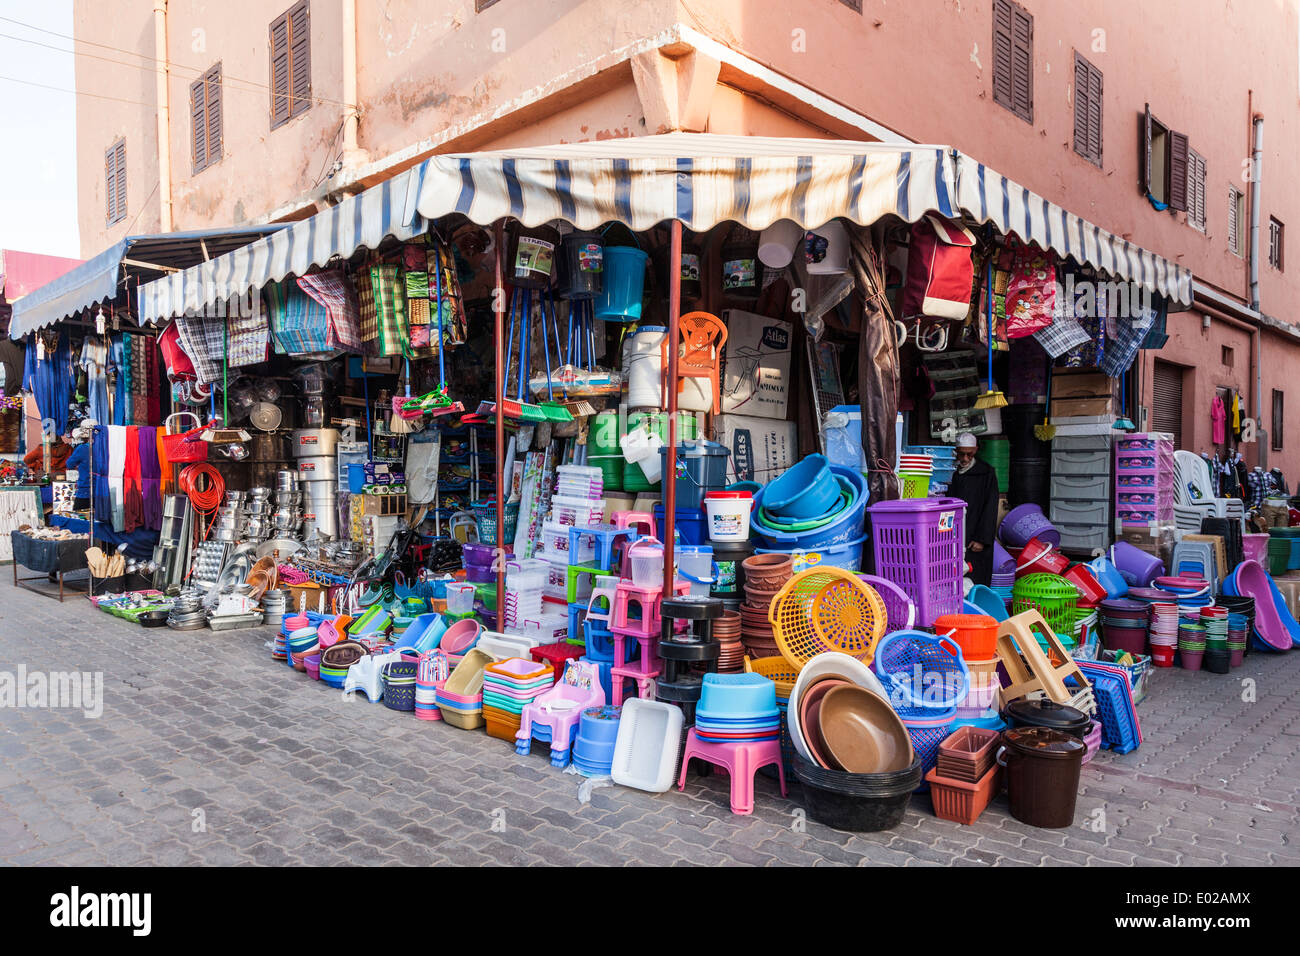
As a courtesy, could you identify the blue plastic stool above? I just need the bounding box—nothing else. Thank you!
[568,524,639,573]
[567,602,588,646]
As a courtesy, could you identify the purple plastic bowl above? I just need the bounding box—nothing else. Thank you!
[999,503,1059,549]
[1107,541,1164,588]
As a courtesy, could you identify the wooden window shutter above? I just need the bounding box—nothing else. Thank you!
[105,146,117,224]
[1010,4,1033,122]
[992,0,1014,113]
[190,75,207,170]
[1228,188,1240,253]
[269,10,291,126]
[112,140,127,224]
[289,1,311,119]
[1186,149,1206,231]
[1087,64,1103,163]
[1168,131,1189,211]
[1073,53,1102,166]
[1139,104,1152,195]
[206,64,223,165]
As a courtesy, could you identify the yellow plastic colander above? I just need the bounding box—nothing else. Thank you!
[769,567,888,669]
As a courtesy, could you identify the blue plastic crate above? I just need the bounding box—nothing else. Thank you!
[1078,667,1141,754]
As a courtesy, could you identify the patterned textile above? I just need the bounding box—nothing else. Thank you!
[1004,239,1058,340]
[1099,297,1158,377]
[1247,469,1267,510]
[173,296,270,386]
[296,270,363,354]
[357,263,409,357]
[1032,312,1091,359]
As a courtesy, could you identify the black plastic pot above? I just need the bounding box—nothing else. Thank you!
[1002,698,1091,739]
[999,727,1085,829]
[792,752,921,832]
[1204,649,1232,674]
[556,231,604,299]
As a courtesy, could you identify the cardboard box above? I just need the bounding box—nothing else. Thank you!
[713,413,797,484]
[1051,372,1118,400]
[1050,397,1116,418]
[720,308,792,420]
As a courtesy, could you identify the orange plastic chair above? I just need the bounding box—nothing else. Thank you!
[661,311,728,414]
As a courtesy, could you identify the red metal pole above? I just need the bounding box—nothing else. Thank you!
[664,220,682,594]
[494,221,507,622]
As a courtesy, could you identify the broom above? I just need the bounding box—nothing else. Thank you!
[974,253,1007,410]
[1113,368,1135,431]
[1034,361,1057,441]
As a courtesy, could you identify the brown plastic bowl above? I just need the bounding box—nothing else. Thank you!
[818,685,915,774]
[799,676,852,770]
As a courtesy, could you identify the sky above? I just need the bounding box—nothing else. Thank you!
[0,0,81,258]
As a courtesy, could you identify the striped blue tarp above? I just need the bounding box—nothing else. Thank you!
[137,133,1193,320]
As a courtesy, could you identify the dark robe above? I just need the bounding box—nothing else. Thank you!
[948,458,1000,586]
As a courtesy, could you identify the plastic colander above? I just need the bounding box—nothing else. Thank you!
[769,567,888,669]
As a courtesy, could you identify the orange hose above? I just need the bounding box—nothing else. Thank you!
[179,462,224,513]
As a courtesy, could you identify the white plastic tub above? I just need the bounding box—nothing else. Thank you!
[704,490,752,541]
[611,698,684,793]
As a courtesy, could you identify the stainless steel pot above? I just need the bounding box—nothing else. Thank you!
[296,456,335,480]
[292,428,340,458]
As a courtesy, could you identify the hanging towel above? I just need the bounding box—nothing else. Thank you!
[91,424,112,522]
[123,425,144,532]
[139,426,163,530]
[107,424,128,531]
[1211,395,1226,446]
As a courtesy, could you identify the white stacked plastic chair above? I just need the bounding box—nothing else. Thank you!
[1173,450,1246,531]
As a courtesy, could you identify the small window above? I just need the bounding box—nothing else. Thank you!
[1270,217,1284,270]
[1229,187,1246,256]
[1273,389,1284,451]
[1072,52,1103,166]
[105,139,127,226]
[1186,148,1207,231]
[191,63,223,173]
[270,2,311,129]
[992,0,1033,124]
[1222,346,1235,368]
[837,0,863,10]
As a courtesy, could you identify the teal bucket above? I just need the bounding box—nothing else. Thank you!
[595,246,649,321]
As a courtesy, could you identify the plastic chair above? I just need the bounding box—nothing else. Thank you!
[676,729,787,815]
[1173,451,1246,527]
[568,524,639,573]
[1170,540,1219,594]
[661,311,728,415]
[516,660,607,767]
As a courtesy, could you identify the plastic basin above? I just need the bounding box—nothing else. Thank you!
[749,466,868,549]
[696,672,778,720]
[762,454,841,519]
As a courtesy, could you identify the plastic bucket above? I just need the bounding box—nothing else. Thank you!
[556,230,603,299]
[594,246,649,321]
[1016,537,1070,577]
[704,490,752,541]
[629,540,665,588]
[445,583,476,615]
[675,544,715,598]
[589,454,624,492]
[750,466,868,549]
[791,752,922,832]
[624,326,666,408]
[654,505,708,547]
[508,224,560,289]
[659,440,729,509]
[999,728,1085,829]
[1000,503,1059,549]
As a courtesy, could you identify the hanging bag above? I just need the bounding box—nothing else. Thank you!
[161,411,208,463]
[901,215,977,321]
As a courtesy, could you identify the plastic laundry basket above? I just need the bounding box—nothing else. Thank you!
[867,498,967,628]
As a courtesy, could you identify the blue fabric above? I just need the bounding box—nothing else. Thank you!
[110,335,126,426]
[48,513,158,561]
[91,423,111,520]
[22,331,73,437]
[66,442,91,499]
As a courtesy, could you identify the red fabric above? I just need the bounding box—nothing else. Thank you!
[901,215,976,321]
[159,322,197,379]
[123,425,144,531]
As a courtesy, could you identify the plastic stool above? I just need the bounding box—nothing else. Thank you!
[566,564,602,605]
[609,627,660,705]
[613,510,656,537]
[530,642,586,685]
[676,728,787,814]
[1170,540,1218,592]
[656,634,720,724]
[585,586,618,628]
[569,524,639,573]
[567,602,588,646]
[612,582,664,636]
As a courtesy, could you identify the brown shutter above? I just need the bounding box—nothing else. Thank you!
[190,75,207,171]
[992,0,1014,113]
[289,1,311,119]
[1152,360,1184,449]
[1168,131,1189,211]
[1073,55,1090,155]
[1088,66,1103,163]
[1010,4,1033,122]
[206,65,223,163]
[105,145,117,223]
[270,11,290,126]
[1228,188,1239,253]
[1139,105,1152,195]
[113,140,127,222]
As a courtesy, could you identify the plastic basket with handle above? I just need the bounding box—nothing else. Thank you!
[872,629,970,710]
[162,411,208,463]
[1011,572,1079,636]
[899,472,931,499]
[769,567,888,669]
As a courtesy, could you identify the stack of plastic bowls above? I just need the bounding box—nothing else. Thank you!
[1178,621,1206,671]
[571,705,622,777]
[1226,613,1248,667]
[1098,598,1149,656]
[1147,602,1179,666]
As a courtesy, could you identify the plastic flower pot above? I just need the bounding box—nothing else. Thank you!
[926,764,1002,825]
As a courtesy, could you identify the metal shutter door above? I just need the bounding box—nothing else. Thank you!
[1152,360,1183,448]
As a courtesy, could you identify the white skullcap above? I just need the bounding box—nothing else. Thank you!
[956,433,978,449]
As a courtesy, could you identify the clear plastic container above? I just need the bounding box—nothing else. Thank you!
[629,540,665,588]
[445,583,477,615]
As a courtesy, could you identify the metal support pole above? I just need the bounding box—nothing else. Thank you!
[663,220,682,594]
[494,221,507,619]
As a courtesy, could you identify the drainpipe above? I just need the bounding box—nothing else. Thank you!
[1249,114,1264,462]
[153,0,173,231]
[340,0,367,168]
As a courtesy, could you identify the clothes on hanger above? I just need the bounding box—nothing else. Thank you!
[1211,393,1226,446]
[1247,467,1268,510]
[1231,391,1242,440]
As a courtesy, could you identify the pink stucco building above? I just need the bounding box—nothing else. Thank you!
[71,0,1300,472]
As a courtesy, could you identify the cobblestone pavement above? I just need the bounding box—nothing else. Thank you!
[2,576,1297,866]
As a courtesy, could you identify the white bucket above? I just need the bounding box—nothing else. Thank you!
[629,540,665,588]
[804,219,849,275]
[758,219,802,268]
[623,326,666,408]
[675,545,715,598]
[704,491,752,542]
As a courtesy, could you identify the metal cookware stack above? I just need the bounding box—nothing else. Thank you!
[293,429,339,540]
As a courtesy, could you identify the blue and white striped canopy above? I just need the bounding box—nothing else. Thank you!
[138,133,1192,321]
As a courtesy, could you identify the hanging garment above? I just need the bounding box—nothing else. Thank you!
[91,424,112,521]
[23,330,73,437]
[138,426,163,530]
[107,424,128,531]
[1211,395,1226,445]
[1220,456,1240,498]
[110,335,126,425]
[1232,392,1242,440]
[79,336,111,426]
[156,427,174,495]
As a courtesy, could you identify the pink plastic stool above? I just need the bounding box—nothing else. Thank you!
[613,510,656,537]
[609,627,660,705]
[612,582,663,636]
[676,728,788,815]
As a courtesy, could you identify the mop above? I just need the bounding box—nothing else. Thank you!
[401,241,464,418]
[534,292,574,423]
[974,255,1007,410]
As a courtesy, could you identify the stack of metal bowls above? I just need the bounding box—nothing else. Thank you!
[168,588,207,630]
[261,589,288,627]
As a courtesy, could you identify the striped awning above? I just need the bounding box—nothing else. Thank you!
[951,152,1193,306]
[137,171,425,324]
[138,133,1193,319]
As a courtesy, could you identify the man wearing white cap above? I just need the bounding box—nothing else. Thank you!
[946,432,999,587]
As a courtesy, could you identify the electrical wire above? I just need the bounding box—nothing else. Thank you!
[178,462,224,512]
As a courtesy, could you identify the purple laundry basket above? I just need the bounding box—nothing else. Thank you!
[857,573,917,631]
[999,503,1059,548]
[868,497,967,628]
[1108,541,1164,588]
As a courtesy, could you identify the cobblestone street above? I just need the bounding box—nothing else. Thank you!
[2,576,1297,866]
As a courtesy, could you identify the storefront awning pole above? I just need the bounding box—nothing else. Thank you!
[663,219,682,593]
[493,221,507,619]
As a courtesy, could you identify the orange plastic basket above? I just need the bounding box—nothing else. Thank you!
[769,567,888,669]
[743,655,800,700]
